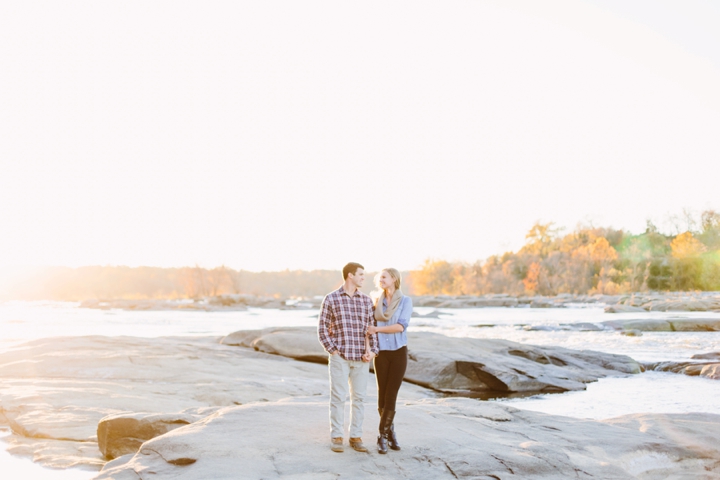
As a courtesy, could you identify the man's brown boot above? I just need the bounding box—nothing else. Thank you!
[331,437,344,453]
[349,437,368,453]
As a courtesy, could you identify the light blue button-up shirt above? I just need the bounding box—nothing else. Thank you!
[377,296,412,351]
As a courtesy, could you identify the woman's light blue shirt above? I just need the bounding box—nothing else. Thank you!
[377,296,412,351]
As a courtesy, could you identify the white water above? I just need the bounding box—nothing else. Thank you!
[1,301,719,478]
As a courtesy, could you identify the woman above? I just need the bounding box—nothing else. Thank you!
[366,268,412,455]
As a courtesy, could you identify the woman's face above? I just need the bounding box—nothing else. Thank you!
[379,271,395,290]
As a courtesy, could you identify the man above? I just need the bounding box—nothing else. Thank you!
[318,262,378,453]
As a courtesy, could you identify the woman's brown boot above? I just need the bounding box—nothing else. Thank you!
[377,408,389,454]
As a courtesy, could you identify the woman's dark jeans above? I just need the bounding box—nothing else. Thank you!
[374,346,407,411]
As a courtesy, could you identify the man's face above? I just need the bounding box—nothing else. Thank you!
[348,268,365,289]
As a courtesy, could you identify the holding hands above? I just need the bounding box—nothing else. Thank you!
[361,351,376,363]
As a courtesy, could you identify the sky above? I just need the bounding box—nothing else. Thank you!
[1,1,719,273]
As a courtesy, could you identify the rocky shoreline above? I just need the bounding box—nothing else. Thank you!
[1,330,720,478]
[79,290,720,313]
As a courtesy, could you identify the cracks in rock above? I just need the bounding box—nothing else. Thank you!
[490,454,514,474]
[444,460,459,478]
[268,452,282,476]
[141,446,196,467]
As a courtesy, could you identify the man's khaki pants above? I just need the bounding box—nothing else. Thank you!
[329,353,369,439]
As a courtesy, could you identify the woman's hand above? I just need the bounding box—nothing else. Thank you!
[361,351,376,363]
[367,325,379,335]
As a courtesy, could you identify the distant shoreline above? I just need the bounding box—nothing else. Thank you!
[75,291,720,313]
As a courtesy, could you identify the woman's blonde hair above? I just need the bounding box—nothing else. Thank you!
[374,268,402,292]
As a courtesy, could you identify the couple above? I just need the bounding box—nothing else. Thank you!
[317,262,412,454]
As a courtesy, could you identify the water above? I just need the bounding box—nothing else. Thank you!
[1,301,719,478]
[0,429,95,480]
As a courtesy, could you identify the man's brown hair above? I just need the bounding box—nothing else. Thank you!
[342,262,364,280]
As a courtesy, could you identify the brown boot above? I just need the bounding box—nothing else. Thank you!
[377,409,390,454]
[349,437,368,452]
[331,437,344,453]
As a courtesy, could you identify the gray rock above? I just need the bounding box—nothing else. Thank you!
[97,410,217,460]
[600,318,720,332]
[221,327,328,363]
[604,304,647,313]
[645,360,720,380]
[669,319,720,331]
[404,332,640,394]
[221,327,641,394]
[692,351,720,360]
[0,335,334,468]
[94,397,720,480]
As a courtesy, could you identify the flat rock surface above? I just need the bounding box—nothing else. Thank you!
[95,397,720,480]
[0,335,430,469]
[602,318,720,332]
[223,327,641,393]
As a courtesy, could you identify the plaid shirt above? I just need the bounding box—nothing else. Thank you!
[318,286,379,361]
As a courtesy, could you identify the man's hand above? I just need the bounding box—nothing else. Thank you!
[361,351,376,363]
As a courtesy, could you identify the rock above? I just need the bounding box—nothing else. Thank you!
[692,351,720,360]
[530,299,557,308]
[621,329,643,337]
[97,409,218,460]
[221,327,328,363]
[600,318,720,332]
[404,332,640,394]
[0,335,333,468]
[645,360,720,380]
[221,327,641,394]
[604,304,647,313]
[669,319,720,332]
[0,334,432,469]
[95,397,720,480]
[411,309,445,318]
[701,364,720,380]
[644,299,716,312]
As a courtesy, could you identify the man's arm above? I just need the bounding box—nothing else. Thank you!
[317,296,338,354]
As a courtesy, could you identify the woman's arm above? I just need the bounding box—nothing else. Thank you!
[396,296,412,332]
[368,323,404,334]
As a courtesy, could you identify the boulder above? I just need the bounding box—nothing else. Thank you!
[644,299,715,312]
[669,318,720,331]
[221,327,328,363]
[0,335,332,468]
[97,409,218,460]
[645,360,720,380]
[701,364,720,380]
[404,332,640,393]
[604,304,647,313]
[94,397,720,480]
[221,327,641,394]
[601,318,720,332]
[692,351,720,360]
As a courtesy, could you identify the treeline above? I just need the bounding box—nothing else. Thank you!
[1,266,350,301]
[410,210,720,296]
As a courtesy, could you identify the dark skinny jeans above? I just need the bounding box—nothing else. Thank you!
[374,346,408,412]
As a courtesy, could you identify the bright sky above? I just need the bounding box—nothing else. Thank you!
[1,1,719,272]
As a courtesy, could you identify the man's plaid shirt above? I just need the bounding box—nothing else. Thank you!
[318,286,379,361]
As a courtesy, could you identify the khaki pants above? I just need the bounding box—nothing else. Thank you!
[329,353,369,439]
